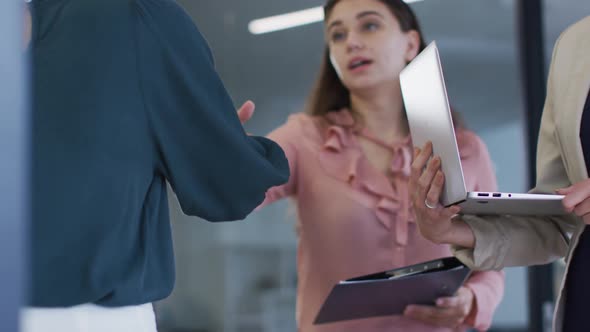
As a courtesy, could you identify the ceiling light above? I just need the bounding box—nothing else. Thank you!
[249,6,324,35]
[248,0,425,35]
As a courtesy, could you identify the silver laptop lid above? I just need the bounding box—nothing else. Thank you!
[400,41,467,206]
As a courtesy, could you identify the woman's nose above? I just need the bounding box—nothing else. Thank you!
[346,33,364,52]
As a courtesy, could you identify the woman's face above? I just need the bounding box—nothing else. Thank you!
[325,0,420,92]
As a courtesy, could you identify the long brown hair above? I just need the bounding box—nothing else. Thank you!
[305,0,463,128]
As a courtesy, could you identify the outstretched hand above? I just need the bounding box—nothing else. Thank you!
[237,100,255,125]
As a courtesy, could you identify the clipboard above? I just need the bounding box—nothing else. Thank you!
[314,257,471,324]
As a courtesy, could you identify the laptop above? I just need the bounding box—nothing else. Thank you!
[399,41,566,215]
[314,257,471,324]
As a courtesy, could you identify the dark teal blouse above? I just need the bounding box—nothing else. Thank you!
[29,0,289,307]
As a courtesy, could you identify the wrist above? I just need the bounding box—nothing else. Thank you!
[439,216,476,249]
[462,286,478,327]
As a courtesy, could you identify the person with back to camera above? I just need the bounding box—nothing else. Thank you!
[20,0,289,331]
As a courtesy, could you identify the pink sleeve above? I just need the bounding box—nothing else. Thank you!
[460,132,504,330]
[463,270,505,331]
[256,115,303,209]
[472,135,498,192]
[457,130,498,192]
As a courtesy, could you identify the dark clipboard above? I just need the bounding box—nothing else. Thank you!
[314,256,471,324]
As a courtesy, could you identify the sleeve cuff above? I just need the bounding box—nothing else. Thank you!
[461,270,505,331]
[452,215,509,270]
[462,282,492,331]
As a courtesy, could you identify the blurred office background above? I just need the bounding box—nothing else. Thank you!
[2,0,588,332]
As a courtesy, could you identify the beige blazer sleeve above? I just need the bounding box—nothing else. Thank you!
[452,26,583,271]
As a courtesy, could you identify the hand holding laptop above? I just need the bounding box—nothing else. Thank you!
[400,41,565,217]
[400,41,566,247]
[409,141,476,249]
[557,178,590,224]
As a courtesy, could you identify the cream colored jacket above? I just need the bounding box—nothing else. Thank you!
[452,16,590,332]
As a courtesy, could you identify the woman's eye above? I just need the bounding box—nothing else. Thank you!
[363,22,379,31]
[331,31,346,42]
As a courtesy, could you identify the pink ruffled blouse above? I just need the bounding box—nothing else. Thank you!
[260,110,504,332]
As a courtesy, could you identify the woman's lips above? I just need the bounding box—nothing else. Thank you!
[348,57,373,72]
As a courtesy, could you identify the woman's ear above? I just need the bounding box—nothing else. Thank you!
[404,30,421,62]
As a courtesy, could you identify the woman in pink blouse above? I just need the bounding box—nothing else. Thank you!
[249,0,505,330]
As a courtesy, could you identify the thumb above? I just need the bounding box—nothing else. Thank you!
[237,100,255,124]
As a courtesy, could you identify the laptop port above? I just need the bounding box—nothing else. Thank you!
[493,193,501,197]
[477,193,489,197]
